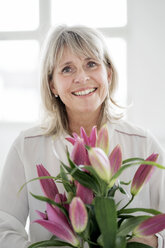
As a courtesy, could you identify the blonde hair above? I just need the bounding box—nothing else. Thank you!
[40,25,123,136]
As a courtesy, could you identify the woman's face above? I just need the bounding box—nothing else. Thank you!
[51,47,111,117]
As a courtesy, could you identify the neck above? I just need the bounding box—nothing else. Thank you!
[67,108,105,136]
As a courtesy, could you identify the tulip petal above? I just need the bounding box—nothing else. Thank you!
[76,183,94,204]
[34,219,79,246]
[71,138,89,165]
[88,147,111,183]
[134,214,165,237]
[131,153,158,196]
[80,127,90,146]
[35,210,47,220]
[97,124,110,155]
[66,126,97,148]
[36,165,59,200]
[69,197,88,233]
[65,137,76,145]
[89,126,97,147]
[73,133,79,139]
[59,192,69,212]
[46,203,69,227]
[109,145,122,176]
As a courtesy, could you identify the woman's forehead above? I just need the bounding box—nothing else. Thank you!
[56,46,99,66]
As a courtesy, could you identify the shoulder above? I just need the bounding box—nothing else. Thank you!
[12,126,47,152]
[21,126,45,139]
[109,119,148,139]
[106,119,155,159]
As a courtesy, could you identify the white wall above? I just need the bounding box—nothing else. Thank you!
[0,0,165,172]
[0,122,35,172]
[127,0,165,148]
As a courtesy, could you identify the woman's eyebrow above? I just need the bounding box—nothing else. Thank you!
[84,57,98,62]
[59,57,96,68]
[59,61,72,68]
[84,57,93,61]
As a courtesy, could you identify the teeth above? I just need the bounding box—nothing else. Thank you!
[73,88,96,96]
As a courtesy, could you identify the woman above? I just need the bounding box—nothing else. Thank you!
[0,25,164,248]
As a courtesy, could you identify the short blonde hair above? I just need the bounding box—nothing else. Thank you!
[40,25,123,136]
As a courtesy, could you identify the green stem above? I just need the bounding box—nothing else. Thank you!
[119,195,134,211]
[80,239,84,248]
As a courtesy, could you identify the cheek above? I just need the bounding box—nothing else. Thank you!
[54,79,70,96]
[99,73,109,98]
[99,73,109,89]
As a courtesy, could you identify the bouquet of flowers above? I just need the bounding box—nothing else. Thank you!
[25,125,165,248]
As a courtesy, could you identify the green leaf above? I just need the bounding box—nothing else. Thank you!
[18,175,60,194]
[115,236,126,248]
[28,239,75,247]
[66,150,77,169]
[81,165,101,181]
[122,158,144,164]
[120,180,131,186]
[30,193,68,218]
[107,184,118,197]
[60,165,75,193]
[110,160,165,185]
[117,216,150,236]
[94,197,117,248]
[82,165,108,196]
[118,186,127,195]
[118,207,161,216]
[62,164,100,194]
[85,205,101,247]
[126,242,152,248]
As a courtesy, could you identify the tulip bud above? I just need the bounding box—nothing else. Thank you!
[36,164,59,200]
[35,203,79,247]
[71,137,89,165]
[134,214,165,237]
[88,147,111,183]
[131,153,159,196]
[76,183,94,204]
[109,145,122,176]
[69,197,88,233]
[96,124,110,155]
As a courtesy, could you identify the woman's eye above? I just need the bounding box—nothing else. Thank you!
[62,66,72,73]
[87,61,97,68]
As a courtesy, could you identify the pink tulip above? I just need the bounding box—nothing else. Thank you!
[69,197,88,233]
[88,147,111,183]
[66,126,97,147]
[35,203,79,246]
[96,124,110,155]
[66,126,98,167]
[36,165,59,200]
[65,132,79,146]
[70,137,90,166]
[131,153,159,196]
[68,135,94,202]
[109,145,122,176]
[76,183,94,204]
[54,193,69,217]
[80,126,97,147]
[134,214,165,237]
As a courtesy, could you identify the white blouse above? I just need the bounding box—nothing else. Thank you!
[0,120,165,248]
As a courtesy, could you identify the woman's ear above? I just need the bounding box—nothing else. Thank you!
[49,80,58,96]
[107,67,112,83]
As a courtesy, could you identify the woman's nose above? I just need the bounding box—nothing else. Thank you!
[74,68,90,84]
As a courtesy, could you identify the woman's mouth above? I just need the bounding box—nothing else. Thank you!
[72,88,97,96]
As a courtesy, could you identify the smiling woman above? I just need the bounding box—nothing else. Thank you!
[0,24,165,248]
[50,47,110,134]
[41,25,120,136]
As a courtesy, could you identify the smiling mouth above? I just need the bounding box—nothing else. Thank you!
[72,88,97,96]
